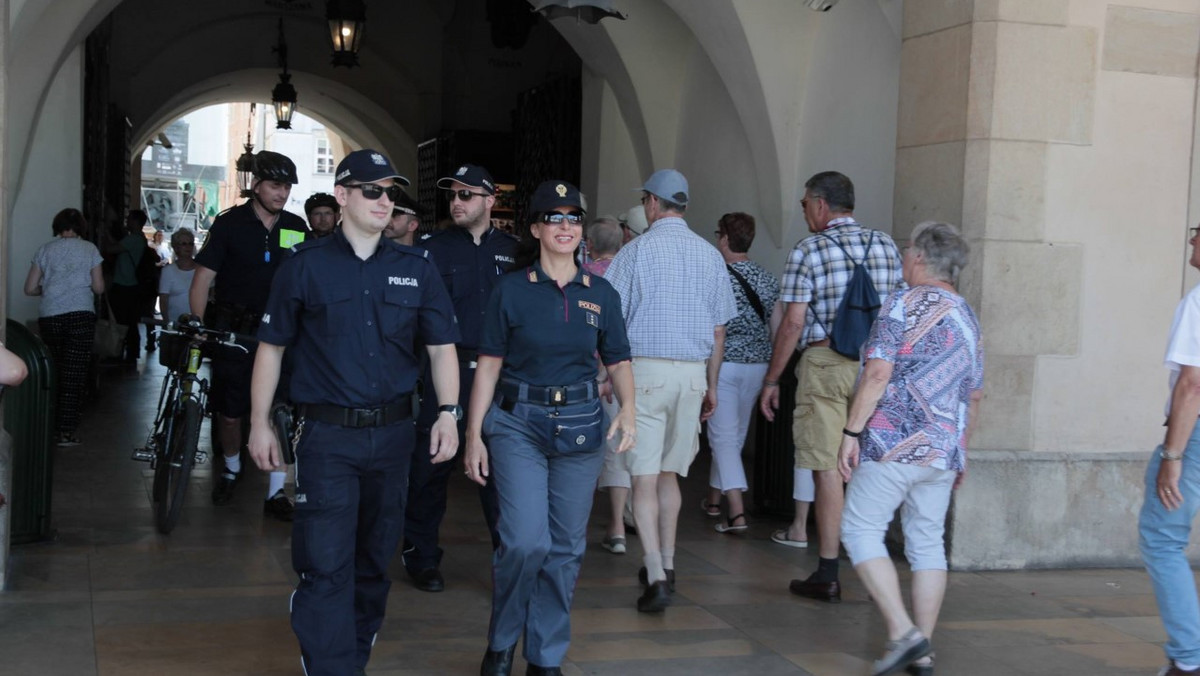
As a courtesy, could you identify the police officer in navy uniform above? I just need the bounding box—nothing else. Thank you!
[465,180,637,676]
[403,163,519,592]
[190,150,310,519]
[247,149,462,676]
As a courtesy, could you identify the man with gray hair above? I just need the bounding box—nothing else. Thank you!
[760,170,903,603]
[605,169,737,612]
[584,216,622,277]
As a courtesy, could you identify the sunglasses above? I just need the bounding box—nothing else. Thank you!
[346,183,403,202]
[447,189,488,202]
[539,212,585,225]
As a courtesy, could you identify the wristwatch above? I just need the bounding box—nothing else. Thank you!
[438,404,463,421]
[1161,449,1184,461]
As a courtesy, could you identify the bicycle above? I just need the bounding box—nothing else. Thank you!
[131,315,248,534]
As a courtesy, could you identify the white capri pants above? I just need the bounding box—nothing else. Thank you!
[597,395,630,489]
[841,460,956,571]
[793,467,815,502]
[707,361,768,493]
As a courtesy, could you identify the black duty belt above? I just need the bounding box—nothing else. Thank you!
[496,380,596,411]
[299,395,414,428]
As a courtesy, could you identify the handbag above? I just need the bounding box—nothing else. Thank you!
[94,294,127,359]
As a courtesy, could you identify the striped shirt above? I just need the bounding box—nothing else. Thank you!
[779,217,904,347]
[605,217,738,361]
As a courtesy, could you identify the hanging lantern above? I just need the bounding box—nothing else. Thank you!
[327,0,366,67]
[532,0,626,24]
[272,74,297,130]
[236,104,256,198]
[271,19,297,129]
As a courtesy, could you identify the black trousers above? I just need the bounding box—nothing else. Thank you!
[108,284,143,358]
[403,364,501,572]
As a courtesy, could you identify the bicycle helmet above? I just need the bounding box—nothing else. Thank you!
[253,151,299,185]
[304,192,339,218]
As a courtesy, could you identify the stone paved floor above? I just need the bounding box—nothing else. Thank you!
[0,355,1180,675]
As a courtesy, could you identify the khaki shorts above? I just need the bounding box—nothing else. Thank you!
[793,347,859,472]
[622,358,707,477]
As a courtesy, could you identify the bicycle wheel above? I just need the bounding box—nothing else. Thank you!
[149,379,177,504]
[155,397,202,534]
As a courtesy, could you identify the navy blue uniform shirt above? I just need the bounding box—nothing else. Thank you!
[420,226,518,351]
[479,262,631,386]
[195,201,310,313]
[258,229,460,408]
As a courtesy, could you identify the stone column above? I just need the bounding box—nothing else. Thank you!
[894,1,1133,569]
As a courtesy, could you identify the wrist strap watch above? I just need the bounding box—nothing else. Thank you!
[438,404,463,421]
[1161,449,1184,461]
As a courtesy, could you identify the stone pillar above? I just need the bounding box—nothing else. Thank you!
[893,1,1165,569]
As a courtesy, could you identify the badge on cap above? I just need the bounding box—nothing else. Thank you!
[371,153,386,165]
[556,184,567,197]
[456,166,468,176]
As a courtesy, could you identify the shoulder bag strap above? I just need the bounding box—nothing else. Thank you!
[726,264,768,324]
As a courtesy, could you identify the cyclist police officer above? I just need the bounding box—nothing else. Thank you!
[248,149,462,676]
[403,163,518,592]
[304,192,339,238]
[190,150,309,519]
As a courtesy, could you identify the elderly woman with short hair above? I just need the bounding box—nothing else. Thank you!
[837,221,983,676]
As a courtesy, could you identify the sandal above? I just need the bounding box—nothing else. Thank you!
[871,627,930,676]
[771,528,808,548]
[905,653,934,676]
[715,514,748,533]
[701,498,721,517]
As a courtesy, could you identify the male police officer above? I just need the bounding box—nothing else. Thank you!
[402,163,518,592]
[248,149,462,676]
[190,150,309,519]
[304,192,339,238]
[384,190,422,246]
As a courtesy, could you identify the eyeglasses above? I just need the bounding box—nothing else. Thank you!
[801,195,823,210]
[640,193,652,206]
[447,189,488,202]
[346,183,403,202]
[539,212,585,225]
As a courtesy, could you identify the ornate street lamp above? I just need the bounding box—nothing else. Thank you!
[327,0,366,68]
[236,104,257,197]
[532,0,626,23]
[272,19,297,129]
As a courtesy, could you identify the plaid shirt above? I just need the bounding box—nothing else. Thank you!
[779,217,904,346]
[606,217,738,361]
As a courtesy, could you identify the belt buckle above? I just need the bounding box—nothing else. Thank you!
[548,386,567,405]
[352,407,382,427]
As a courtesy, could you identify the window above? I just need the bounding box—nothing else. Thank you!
[315,138,334,175]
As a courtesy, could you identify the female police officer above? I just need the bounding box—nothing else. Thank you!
[464,180,636,676]
[247,149,462,676]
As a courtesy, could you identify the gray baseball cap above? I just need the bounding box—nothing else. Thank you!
[637,169,689,205]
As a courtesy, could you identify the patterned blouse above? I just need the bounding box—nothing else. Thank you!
[723,260,779,364]
[860,286,984,472]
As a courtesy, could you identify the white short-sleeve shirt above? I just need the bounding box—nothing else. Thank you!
[1163,283,1200,416]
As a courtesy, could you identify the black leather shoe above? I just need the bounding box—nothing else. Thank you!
[636,580,671,613]
[526,666,562,676]
[637,566,675,592]
[412,567,445,592]
[263,492,294,521]
[788,577,841,603]
[480,645,515,676]
[211,471,239,505]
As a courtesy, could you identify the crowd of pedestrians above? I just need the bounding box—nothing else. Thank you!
[23,144,1200,676]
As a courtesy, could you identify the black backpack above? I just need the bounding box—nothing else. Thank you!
[816,230,881,360]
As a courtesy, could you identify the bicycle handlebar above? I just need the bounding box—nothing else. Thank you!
[155,315,256,355]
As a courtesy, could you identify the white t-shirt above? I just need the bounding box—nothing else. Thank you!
[1163,283,1200,415]
[158,264,197,324]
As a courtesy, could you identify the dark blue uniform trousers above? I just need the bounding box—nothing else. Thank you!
[484,398,605,667]
[290,419,414,676]
[404,365,501,572]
